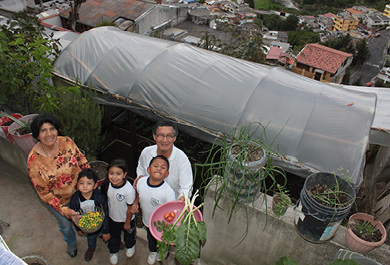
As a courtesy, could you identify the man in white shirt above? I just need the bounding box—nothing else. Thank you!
[136,120,193,202]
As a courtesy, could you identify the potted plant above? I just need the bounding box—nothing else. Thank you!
[295,172,356,243]
[345,213,387,253]
[196,122,286,241]
[0,113,23,143]
[6,114,38,154]
[272,184,292,217]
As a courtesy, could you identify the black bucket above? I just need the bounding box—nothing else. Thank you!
[295,172,356,243]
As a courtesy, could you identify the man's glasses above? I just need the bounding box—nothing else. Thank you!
[155,134,175,140]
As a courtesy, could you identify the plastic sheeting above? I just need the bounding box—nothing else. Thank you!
[54,26,377,187]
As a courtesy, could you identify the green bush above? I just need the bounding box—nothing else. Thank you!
[0,11,63,114]
[55,88,103,160]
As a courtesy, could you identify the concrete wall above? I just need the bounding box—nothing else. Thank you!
[200,184,390,265]
[136,5,188,35]
[0,135,28,176]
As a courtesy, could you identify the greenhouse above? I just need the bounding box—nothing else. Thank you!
[53,26,389,187]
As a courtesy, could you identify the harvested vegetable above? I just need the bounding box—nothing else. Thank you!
[154,190,206,265]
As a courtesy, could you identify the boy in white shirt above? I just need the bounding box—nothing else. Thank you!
[136,155,175,265]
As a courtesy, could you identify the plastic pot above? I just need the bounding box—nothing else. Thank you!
[225,141,267,202]
[8,114,38,154]
[346,213,387,253]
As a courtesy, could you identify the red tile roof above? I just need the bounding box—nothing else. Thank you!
[296,43,353,74]
[60,0,155,27]
[321,12,336,18]
[266,46,282,60]
[346,8,364,15]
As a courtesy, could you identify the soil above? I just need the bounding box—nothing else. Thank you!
[349,219,382,242]
[230,142,264,162]
[13,126,31,136]
[308,184,350,208]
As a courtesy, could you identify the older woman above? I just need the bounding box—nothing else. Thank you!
[27,113,89,257]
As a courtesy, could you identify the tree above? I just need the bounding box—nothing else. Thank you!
[288,30,320,51]
[323,34,354,54]
[353,39,371,66]
[261,14,283,30]
[68,0,86,32]
[0,12,66,114]
[219,24,267,64]
[281,15,299,31]
[197,31,220,51]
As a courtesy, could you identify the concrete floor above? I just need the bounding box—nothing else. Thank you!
[0,161,183,265]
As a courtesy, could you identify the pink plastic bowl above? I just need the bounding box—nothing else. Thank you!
[149,200,203,242]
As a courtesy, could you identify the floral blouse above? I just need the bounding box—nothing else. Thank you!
[27,136,89,217]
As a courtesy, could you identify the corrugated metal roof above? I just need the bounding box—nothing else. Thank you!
[60,0,155,27]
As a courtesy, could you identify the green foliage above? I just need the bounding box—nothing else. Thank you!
[254,0,272,9]
[275,257,299,265]
[219,23,267,64]
[96,20,117,27]
[353,219,379,239]
[54,88,103,159]
[323,34,354,54]
[195,122,286,243]
[272,184,292,217]
[197,31,221,51]
[259,14,299,31]
[0,11,63,114]
[288,30,320,51]
[308,173,355,209]
[156,192,206,265]
[353,39,371,66]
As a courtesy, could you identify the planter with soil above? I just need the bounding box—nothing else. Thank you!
[346,213,387,253]
[225,141,267,202]
[272,193,292,217]
[295,172,356,243]
[0,113,23,143]
[8,114,37,154]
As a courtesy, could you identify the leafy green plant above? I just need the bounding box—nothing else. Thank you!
[195,122,286,242]
[154,191,206,265]
[54,87,102,159]
[272,184,292,217]
[0,11,64,114]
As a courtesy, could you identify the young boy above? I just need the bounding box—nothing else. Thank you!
[136,155,175,265]
[69,168,110,261]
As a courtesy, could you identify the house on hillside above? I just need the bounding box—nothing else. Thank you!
[265,46,293,68]
[362,14,390,29]
[345,7,365,20]
[318,12,336,30]
[333,13,359,32]
[293,43,353,84]
[384,4,390,18]
[59,0,188,35]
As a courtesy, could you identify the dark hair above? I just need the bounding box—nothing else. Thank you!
[149,155,169,169]
[107,159,128,174]
[152,120,178,137]
[30,113,61,140]
[77,168,98,184]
